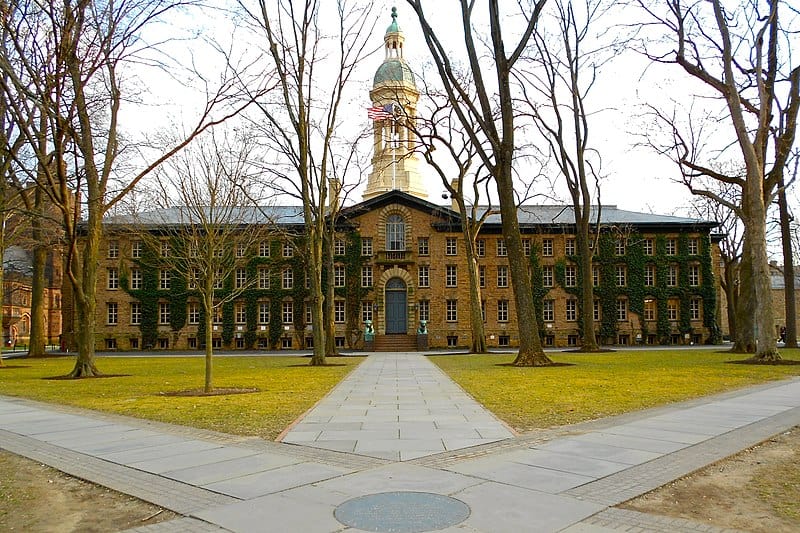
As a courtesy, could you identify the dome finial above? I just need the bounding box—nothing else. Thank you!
[386,6,400,34]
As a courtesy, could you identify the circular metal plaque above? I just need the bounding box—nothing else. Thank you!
[334,491,470,533]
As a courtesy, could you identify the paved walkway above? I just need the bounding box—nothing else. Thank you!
[280,352,516,460]
[0,352,798,532]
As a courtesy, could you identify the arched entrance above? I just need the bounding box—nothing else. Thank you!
[385,277,407,334]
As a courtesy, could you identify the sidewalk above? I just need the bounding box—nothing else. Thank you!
[0,352,797,532]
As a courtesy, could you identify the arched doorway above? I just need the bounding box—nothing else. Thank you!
[385,277,407,334]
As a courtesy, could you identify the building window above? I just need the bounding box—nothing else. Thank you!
[666,238,677,255]
[542,238,553,257]
[417,265,429,288]
[615,238,626,256]
[668,298,679,321]
[593,265,600,287]
[188,302,200,324]
[107,268,119,290]
[476,239,485,257]
[497,265,509,288]
[259,240,270,257]
[362,301,373,323]
[497,299,509,322]
[334,264,345,288]
[522,238,531,257]
[565,238,576,256]
[187,269,198,289]
[446,265,457,287]
[481,300,486,322]
[445,237,457,255]
[334,300,345,323]
[130,302,141,325]
[258,267,270,289]
[361,266,373,288]
[212,305,222,324]
[235,268,247,289]
[447,335,458,347]
[160,269,170,290]
[688,237,699,255]
[258,301,270,324]
[282,242,293,257]
[213,269,224,289]
[236,243,246,257]
[108,241,119,258]
[213,245,224,258]
[281,336,292,349]
[282,267,293,289]
[644,298,656,321]
[160,241,170,257]
[386,214,405,251]
[419,300,430,322]
[159,302,170,324]
[418,237,429,256]
[667,264,678,287]
[131,240,142,258]
[107,302,118,325]
[615,265,626,287]
[564,265,577,287]
[542,265,554,287]
[593,299,600,321]
[362,237,373,256]
[543,299,554,322]
[479,265,486,288]
[304,303,312,325]
[282,301,293,323]
[643,238,654,256]
[690,298,701,320]
[688,264,700,286]
[496,239,507,257]
[231,302,245,324]
[334,238,346,256]
[645,264,655,286]
[446,300,457,322]
[499,335,510,347]
[566,298,577,321]
[616,298,627,321]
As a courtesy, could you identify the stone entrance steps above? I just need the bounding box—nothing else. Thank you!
[373,334,417,352]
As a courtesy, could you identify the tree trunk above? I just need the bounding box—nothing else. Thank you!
[204,295,214,393]
[576,218,599,351]
[308,227,327,366]
[496,167,551,366]
[722,260,739,343]
[777,180,797,347]
[68,213,101,378]
[27,187,47,357]
[324,235,337,357]
[732,231,756,353]
[462,227,486,353]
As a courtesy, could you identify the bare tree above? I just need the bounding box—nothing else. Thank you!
[519,0,618,351]
[407,0,553,366]
[775,150,798,347]
[235,0,377,365]
[132,132,267,393]
[0,0,247,376]
[399,78,494,353]
[636,0,799,361]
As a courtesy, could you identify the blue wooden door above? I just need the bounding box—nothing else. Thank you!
[385,278,407,334]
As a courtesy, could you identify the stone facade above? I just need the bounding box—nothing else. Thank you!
[93,191,721,351]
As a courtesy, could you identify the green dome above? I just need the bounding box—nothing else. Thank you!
[386,6,400,34]
[373,59,416,87]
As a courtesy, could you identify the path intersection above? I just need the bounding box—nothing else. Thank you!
[0,351,798,532]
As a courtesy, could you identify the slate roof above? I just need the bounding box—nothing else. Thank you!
[103,191,716,232]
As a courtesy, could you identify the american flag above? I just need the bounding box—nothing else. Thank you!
[367,103,394,120]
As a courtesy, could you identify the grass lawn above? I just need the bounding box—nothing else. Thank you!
[0,356,362,440]
[431,349,800,432]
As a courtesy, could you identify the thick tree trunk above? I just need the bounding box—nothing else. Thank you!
[308,227,327,366]
[722,260,739,343]
[496,168,551,366]
[324,238,337,357]
[27,187,47,357]
[777,181,797,347]
[463,232,487,353]
[68,215,101,378]
[204,297,214,393]
[732,233,756,353]
[576,219,599,351]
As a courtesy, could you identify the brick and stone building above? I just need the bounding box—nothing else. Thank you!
[91,8,721,351]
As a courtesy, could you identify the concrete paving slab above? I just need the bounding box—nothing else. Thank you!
[508,448,630,478]
[455,481,605,533]
[127,446,259,474]
[69,431,183,454]
[571,431,688,454]
[162,452,303,485]
[98,439,221,464]
[603,423,711,444]
[318,463,481,498]
[449,458,595,493]
[537,437,662,465]
[202,461,349,499]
